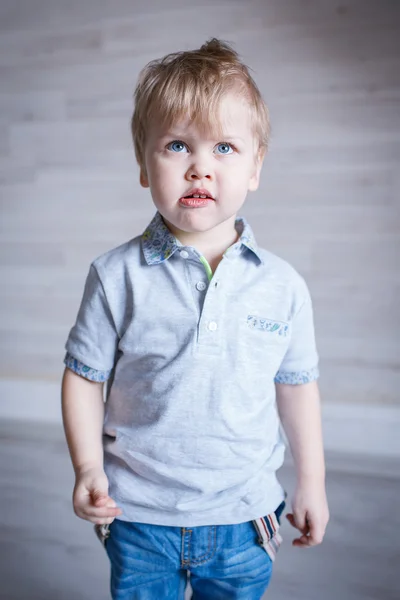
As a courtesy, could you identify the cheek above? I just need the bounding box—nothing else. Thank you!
[147,158,166,183]
[155,155,183,175]
[221,158,254,184]
[148,157,183,193]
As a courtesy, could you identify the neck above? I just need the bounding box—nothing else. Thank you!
[186,229,239,261]
[166,216,239,265]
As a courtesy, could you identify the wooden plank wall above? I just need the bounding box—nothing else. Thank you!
[0,0,399,407]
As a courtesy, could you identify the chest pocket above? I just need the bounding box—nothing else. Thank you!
[246,315,289,338]
[230,313,291,382]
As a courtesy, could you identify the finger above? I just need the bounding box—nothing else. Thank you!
[91,490,110,506]
[75,503,122,520]
[286,513,296,528]
[286,513,308,534]
[293,522,325,548]
[77,511,120,524]
[79,514,115,525]
[307,522,325,546]
[85,506,122,519]
[286,513,294,523]
[293,511,308,533]
[293,534,313,548]
[93,495,119,510]
[93,516,116,525]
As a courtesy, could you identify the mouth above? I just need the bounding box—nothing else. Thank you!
[179,188,215,208]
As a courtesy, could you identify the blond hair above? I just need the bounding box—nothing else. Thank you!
[131,38,270,171]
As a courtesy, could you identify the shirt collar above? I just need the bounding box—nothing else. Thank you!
[141,211,263,265]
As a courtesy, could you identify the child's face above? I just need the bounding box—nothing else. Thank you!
[140,92,264,240]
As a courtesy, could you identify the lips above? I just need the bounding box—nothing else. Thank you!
[181,188,214,200]
[179,187,215,208]
[179,197,213,208]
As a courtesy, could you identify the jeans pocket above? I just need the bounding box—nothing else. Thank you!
[94,523,111,548]
[252,501,285,562]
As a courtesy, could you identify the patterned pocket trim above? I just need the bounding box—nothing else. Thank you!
[247,315,289,337]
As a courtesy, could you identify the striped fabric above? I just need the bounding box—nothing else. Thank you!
[252,512,283,561]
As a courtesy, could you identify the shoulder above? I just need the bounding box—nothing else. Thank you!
[254,247,312,312]
[257,247,306,286]
[90,234,143,280]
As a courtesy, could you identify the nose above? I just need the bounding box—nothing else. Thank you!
[185,155,213,181]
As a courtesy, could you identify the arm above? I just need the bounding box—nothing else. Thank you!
[276,380,329,547]
[61,367,105,474]
[61,367,122,523]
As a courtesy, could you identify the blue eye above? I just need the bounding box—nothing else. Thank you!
[168,140,188,153]
[215,142,233,155]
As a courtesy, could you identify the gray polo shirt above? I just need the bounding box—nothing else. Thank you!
[64,212,319,526]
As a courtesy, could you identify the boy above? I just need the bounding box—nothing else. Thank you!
[61,38,329,599]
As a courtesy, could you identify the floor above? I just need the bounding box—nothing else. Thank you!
[1,421,399,600]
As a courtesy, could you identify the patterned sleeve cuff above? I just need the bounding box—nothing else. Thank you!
[64,352,111,382]
[274,366,319,385]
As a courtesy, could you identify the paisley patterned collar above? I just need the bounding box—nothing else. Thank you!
[141,212,263,265]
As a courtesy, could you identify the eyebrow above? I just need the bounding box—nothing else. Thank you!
[161,132,245,143]
[218,135,245,143]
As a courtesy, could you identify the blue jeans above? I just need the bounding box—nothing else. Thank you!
[104,503,284,600]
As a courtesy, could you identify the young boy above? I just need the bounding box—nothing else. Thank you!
[61,38,329,600]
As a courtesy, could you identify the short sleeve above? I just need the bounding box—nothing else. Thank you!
[64,264,119,380]
[274,279,319,385]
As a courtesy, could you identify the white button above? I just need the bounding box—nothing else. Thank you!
[180,250,189,259]
[208,321,218,331]
[196,281,207,291]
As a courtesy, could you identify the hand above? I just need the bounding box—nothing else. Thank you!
[286,481,329,548]
[73,466,122,525]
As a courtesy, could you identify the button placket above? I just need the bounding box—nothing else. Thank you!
[189,253,227,353]
[196,279,224,350]
[196,281,207,292]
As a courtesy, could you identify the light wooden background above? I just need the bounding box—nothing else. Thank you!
[0,0,399,409]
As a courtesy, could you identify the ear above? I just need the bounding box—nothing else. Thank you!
[248,147,266,192]
[140,167,149,188]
